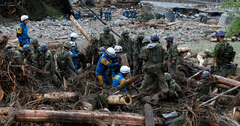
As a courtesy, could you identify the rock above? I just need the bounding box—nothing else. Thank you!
[113,19,125,26]
[110,5,117,9]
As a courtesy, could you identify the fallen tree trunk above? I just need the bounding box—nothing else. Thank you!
[34,92,78,100]
[210,75,240,87]
[14,110,164,125]
[178,47,190,53]
[107,94,132,105]
[70,15,91,44]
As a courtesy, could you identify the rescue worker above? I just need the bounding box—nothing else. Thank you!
[112,45,122,78]
[38,44,55,84]
[134,9,137,18]
[30,38,41,62]
[104,8,108,21]
[99,8,103,19]
[112,66,130,92]
[96,47,116,85]
[16,15,29,52]
[165,73,184,99]
[98,47,106,56]
[194,71,213,97]
[66,14,69,21]
[76,12,79,20]
[22,45,37,67]
[53,15,56,22]
[126,8,129,19]
[139,38,150,60]
[3,45,24,65]
[172,12,175,22]
[98,25,116,49]
[140,34,169,98]
[165,35,178,72]
[68,33,80,74]
[57,42,76,80]
[130,8,133,18]
[108,10,112,21]
[163,13,166,21]
[118,29,133,69]
[133,31,145,75]
[210,30,236,77]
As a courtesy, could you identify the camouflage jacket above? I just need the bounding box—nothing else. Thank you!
[118,36,133,55]
[39,50,55,76]
[133,37,144,58]
[167,44,178,62]
[25,51,37,67]
[213,40,231,65]
[139,45,147,59]
[142,43,168,65]
[168,79,182,93]
[5,48,24,65]
[32,45,41,62]
[58,48,75,77]
[98,33,116,48]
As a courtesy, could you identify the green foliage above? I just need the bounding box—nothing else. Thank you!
[154,13,163,19]
[221,0,240,37]
[138,12,154,20]
[45,4,63,19]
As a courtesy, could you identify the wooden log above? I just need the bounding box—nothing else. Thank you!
[14,110,164,125]
[166,21,181,26]
[231,75,240,80]
[193,64,209,70]
[210,38,231,42]
[0,86,3,101]
[117,75,139,90]
[34,92,78,100]
[70,15,91,44]
[233,106,240,122]
[210,75,240,87]
[107,94,132,105]
[177,47,190,53]
[144,103,155,126]
[184,53,197,60]
[52,36,68,40]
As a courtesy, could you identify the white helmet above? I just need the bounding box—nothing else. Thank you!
[21,15,29,22]
[70,33,78,38]
[120,66,130,73]
[70,42,75,47]
[114,45,122,53]
[106,47,115,57]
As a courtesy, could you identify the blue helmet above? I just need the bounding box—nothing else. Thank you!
[23,45,30,51]
[39,43,47,51]
[164,35,174,42]
[3,45,12,52]
[202,71,210,77]
[214,30,225,37]
[150,34,160,41]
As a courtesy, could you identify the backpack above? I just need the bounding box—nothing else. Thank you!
[223,43,236,63]
[57,51,67,72]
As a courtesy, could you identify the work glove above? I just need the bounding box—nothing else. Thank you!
[20,42,23,47]
[210,66,214,74]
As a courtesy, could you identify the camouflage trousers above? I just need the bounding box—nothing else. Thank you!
[169,62,177,73]
[140,72,169,93]
[214,64,236,77]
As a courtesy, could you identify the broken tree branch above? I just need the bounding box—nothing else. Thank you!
[14,110,164,125]
[34,92,78,100]
[70,15,91,44]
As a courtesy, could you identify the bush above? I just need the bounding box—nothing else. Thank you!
[138,12,154,20]
[154,13,163,19]
[221,0,240,37]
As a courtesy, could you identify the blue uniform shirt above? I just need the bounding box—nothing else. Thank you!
[111,55,121,77]
[96,53,112,74]
[112,73,127,92]
[16,23,29,46]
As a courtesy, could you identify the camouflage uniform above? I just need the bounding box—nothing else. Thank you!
[133,37,144,75]
[167,79,184,98]
[98,33,116,49]
[5,48,24,65]
[57,48,76,80]
[194,79,212,97]
[167,43,178,72]
[25,51,37,67]
[140,42,169,93]
[39,49,55,83]
[118,35,133,66]
[213,40,236,77]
